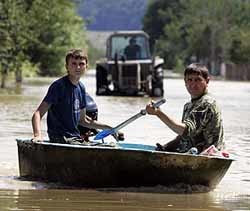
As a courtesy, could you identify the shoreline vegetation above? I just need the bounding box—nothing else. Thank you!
[2,0,250,90]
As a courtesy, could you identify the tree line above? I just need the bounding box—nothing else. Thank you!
[143,0,250,75]
[0,0,87,88]
[1,0,250,89]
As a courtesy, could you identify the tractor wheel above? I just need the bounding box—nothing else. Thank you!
[151,80,164,97]
[96,67,108,95]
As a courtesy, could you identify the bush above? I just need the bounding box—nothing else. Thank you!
[21,60,39,78]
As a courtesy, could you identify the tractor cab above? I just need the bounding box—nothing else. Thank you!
[96,31,164,97]
[108,33,151,61]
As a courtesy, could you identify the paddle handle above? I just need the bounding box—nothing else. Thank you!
[114,98,166,131]
[94,98,166,140]
[152,98,166,108]
[113,112,145,131]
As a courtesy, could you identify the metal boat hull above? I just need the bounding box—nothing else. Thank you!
[16,139,233,189]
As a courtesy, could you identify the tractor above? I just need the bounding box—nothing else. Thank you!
[96,31,164,97]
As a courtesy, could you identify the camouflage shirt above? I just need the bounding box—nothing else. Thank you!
[177,92,224,153]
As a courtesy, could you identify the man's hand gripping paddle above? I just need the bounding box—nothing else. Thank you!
[94,98,166,141]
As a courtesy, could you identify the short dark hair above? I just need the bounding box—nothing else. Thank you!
[129,37,136,44]
[184,63,209,80]
[65,49,88,65]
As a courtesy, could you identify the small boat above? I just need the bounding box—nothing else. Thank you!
[16,139,233,190]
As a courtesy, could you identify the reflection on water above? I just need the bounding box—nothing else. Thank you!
[0,74,250,210]
[2,189,249,211]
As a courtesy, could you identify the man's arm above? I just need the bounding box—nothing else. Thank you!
[79,108,112,130]
[31,101,50,141]
[146,103,186,135]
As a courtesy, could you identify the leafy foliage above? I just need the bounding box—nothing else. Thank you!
[229,1,250,63]
[25,0,87,76]
[0,0,30,84]
[143,0,184,49]
[142,0,250,71]
[0,0,88,88]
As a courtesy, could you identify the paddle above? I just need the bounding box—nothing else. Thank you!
[94,98,166,140]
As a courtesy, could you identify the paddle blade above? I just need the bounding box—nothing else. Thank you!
[94,129,114,140]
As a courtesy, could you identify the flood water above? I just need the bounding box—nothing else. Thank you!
[0,71,250,210]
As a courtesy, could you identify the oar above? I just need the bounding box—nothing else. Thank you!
[94,98,166,140]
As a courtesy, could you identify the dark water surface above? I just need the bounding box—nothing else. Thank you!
[0,73,250,210]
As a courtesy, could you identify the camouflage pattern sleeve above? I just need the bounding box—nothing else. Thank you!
[180,93,224,152]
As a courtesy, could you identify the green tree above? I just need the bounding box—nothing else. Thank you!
[179,0,241,74]
[230,31,250,64]
[143,0,184,51]
[26,0,87,76]
[230,1,250,63]
[0,0,30,87]
[0,0,88,89]
[143,0,250,73]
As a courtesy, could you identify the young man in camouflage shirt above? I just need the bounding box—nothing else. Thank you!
[146,63,224,153]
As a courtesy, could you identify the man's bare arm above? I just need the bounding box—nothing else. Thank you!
[146,103,186,135]
[31,101,50,141]
[79,109,112,130]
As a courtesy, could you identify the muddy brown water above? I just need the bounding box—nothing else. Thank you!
[0,73,249,210]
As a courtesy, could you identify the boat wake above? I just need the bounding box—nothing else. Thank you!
[95,184,211,194]
[13,176,211,193]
